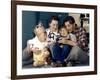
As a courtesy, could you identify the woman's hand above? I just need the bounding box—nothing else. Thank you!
[31,47,40,53]
[28,44,40,53]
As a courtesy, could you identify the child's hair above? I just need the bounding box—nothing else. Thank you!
[48,16,59,23]
[58,26,67,33]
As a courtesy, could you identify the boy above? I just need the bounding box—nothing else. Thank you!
[63,16,89,65]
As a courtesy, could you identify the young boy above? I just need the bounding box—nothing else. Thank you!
[27,23,50,67]
[51,26,76,67]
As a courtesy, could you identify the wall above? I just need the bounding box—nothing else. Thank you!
[69,13,81,26]
[22,11,37,49]
[22,11,67,49]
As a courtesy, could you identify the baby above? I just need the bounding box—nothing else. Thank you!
[57,26,77,45]
[28,23,50,67]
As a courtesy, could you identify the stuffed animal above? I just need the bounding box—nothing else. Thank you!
[33,47,50,67]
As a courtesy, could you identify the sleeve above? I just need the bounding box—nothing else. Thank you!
[77,28,88,49]
[70,34,77,42]
[27,39,35,52]
[27,40,31,48]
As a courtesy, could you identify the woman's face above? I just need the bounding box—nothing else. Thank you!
[64,21,74,33]
[38,32,47,42]
[59,28,68,37]
[35,27,47,42]
[35,26,45,34]
[49,20,58,32]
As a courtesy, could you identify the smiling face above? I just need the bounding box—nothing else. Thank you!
[59,27,68,37]
[64,21,75,33]
[34,25,47,42]
[63,16,75,33]
[49,20,58,32]
[38,32,47,42]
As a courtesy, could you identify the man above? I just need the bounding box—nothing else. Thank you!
[58,16,89,66]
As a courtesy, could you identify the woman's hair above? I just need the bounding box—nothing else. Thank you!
[63,16,75,25]
[33,22,45,35]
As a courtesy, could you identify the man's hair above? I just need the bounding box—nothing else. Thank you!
[63,16,75,25]
[49,16,59,23]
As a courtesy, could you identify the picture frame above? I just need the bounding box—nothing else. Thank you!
[11,0,97,80]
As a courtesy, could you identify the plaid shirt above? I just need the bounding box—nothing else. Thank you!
[74,27,89,53]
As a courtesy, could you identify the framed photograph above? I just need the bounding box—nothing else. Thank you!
[11,0,97,79]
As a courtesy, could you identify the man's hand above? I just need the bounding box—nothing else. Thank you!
[58,37,77,46]
[58,37,67,44]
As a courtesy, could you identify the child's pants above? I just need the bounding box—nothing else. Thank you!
[51,43,71,63]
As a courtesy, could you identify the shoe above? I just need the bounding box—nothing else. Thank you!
[56,61,63,67]
[62,62,67,67]
[51,62,57,67]
[67,62,72,66]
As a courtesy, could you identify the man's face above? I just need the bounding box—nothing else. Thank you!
[64,21,74,33]
[49,20,58,32]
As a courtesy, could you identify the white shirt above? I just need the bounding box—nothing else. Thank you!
[27,36,48,50]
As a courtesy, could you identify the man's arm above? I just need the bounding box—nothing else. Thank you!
[58,38,77,46]
[66,40,77,46]
[77,28,88,50]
